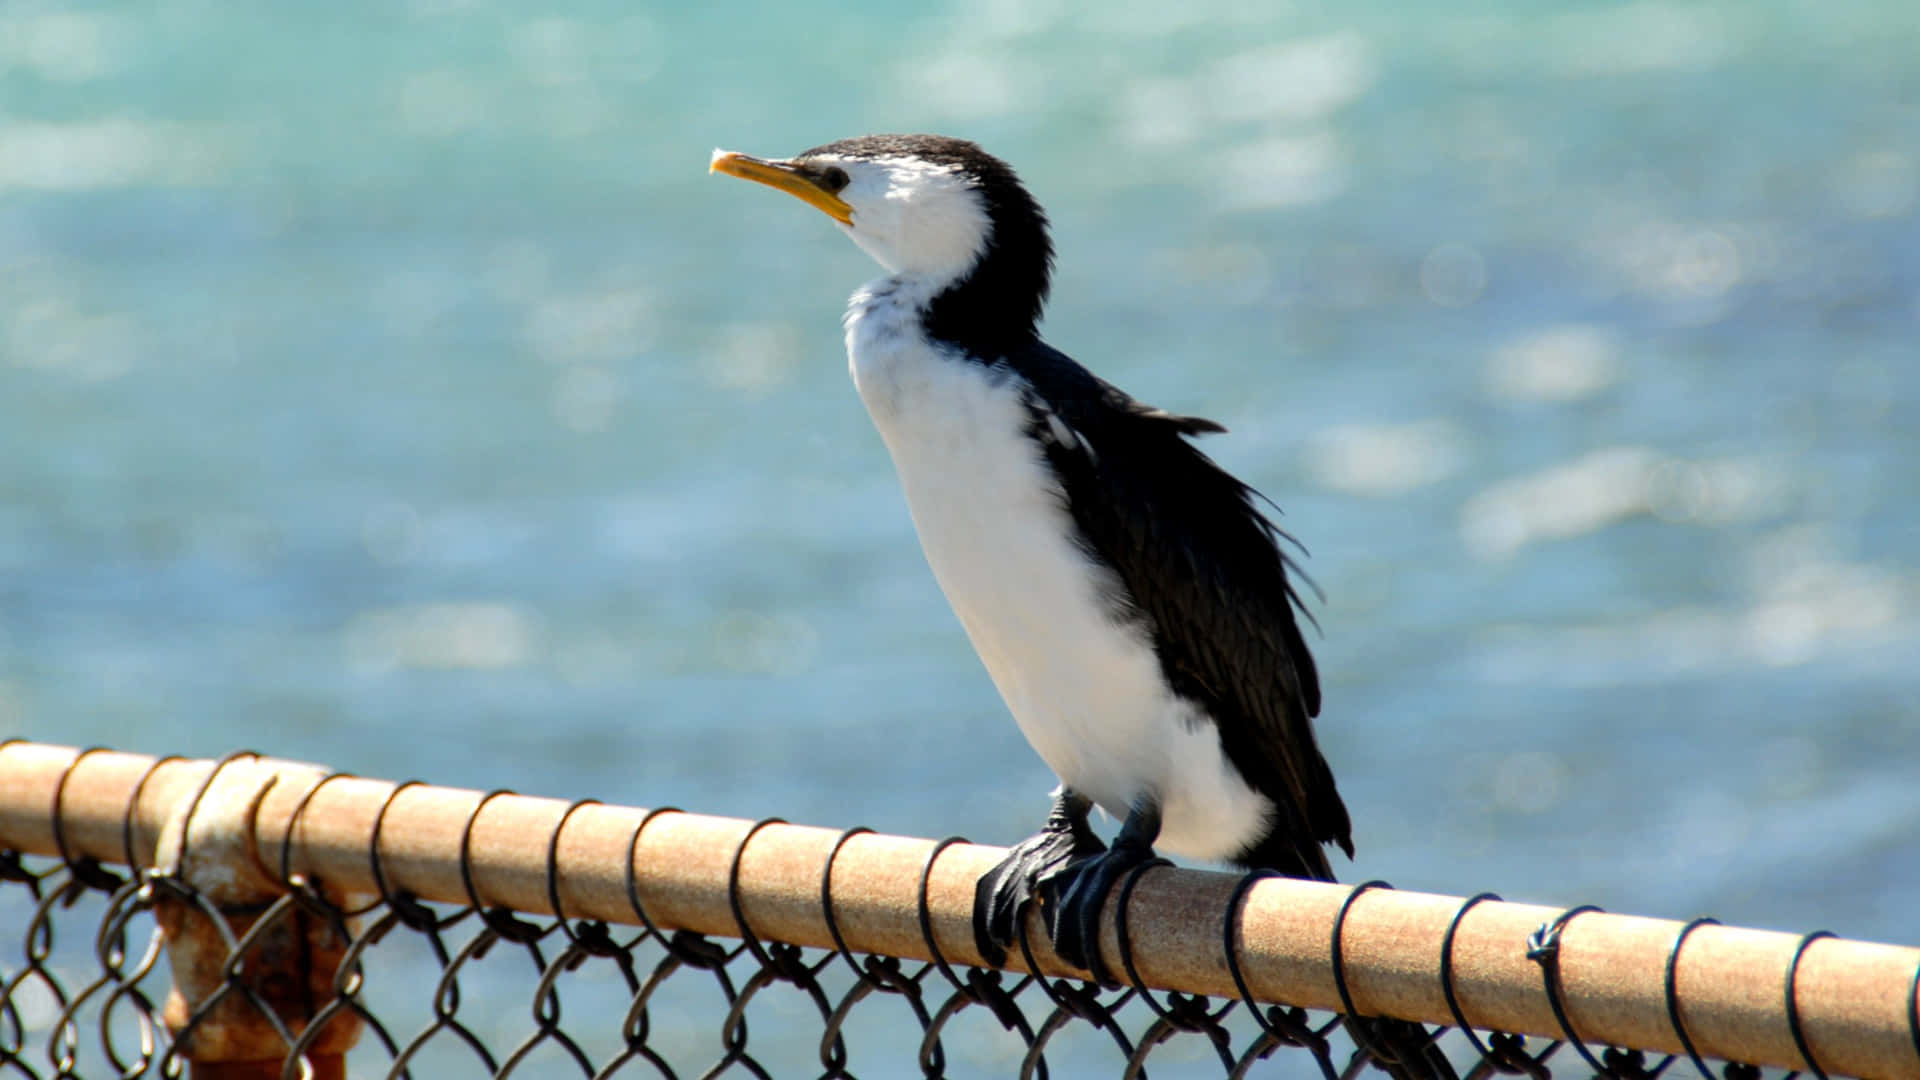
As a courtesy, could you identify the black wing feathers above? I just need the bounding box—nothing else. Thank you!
[1007,342,1352,878]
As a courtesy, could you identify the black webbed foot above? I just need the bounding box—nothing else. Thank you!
[1041,815,1160,986]
[972,791,1106,968]
[974,797,1165,986]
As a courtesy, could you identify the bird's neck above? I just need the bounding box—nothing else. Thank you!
[921,265,1040,359]
[847,272,953,322]
[843,274,964,430]
[847,263,1042,364]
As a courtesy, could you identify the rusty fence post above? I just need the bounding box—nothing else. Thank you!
[147,757,364,1080]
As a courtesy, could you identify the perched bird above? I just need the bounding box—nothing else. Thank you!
[712,135,1449,1079]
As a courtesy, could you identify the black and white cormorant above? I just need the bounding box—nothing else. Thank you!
[712,135,1449,1079]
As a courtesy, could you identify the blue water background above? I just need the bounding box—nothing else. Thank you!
[2,2,1917,1070]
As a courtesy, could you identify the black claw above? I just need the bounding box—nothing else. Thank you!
[972,815,1105,968]
[1040,841,1156,985]
[974,797,1167,983]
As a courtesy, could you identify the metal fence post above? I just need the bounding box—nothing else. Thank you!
[150,758,364,1079]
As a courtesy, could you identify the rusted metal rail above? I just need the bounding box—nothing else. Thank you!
[1,742,1916,1078]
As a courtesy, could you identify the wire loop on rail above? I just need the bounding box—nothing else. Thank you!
[275,771,351,890]
[275,770,386,920]
[819,824,938,1073]
[1439,891,1504,1061]
[51,746,126,895]
[725,816,787,971]
[119,753,182,873]
[911,835,1052,1077]
[1663,916,1721,1079]
[1218,872,1345,1078]
[620,805,679,940]
[544,798,624,958]
[625,805,731,972]
[457,789,544,945]
[819,826,874,978]
[1112,853,1235,1076]
[1785,929,1836,1080]
[1223,870,1294,1043]
[1329,879,1402,1068]
[367,780,442,933]
[1012,892,1138,1080]
[915,835,971,993]
[1113,857,1180,1021]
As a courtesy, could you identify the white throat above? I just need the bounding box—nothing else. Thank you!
[841,273,955,421]
[819,154,992,287]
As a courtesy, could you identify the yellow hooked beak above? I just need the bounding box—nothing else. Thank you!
[709,149,854,226]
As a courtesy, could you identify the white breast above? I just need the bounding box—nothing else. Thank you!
[844,277,1273,861]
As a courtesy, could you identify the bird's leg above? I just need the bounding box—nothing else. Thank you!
[972,789,1106,968]
[1043,800,1161,986]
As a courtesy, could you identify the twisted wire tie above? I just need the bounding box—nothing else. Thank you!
[1526,903,1610,1075]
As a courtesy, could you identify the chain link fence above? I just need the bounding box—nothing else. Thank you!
[2,743,1916,1080]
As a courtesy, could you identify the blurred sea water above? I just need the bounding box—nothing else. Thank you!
[3,0,1917,979]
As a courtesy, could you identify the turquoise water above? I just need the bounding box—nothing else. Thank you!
[4,0,1917,972]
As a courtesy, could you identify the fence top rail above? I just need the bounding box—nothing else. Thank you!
[2,740,1916,1079]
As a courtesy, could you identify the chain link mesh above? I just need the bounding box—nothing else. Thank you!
[3,835,1823,1080]
[4,743,1903,1078]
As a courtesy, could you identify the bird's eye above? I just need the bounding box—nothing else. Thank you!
[819,165,850,192]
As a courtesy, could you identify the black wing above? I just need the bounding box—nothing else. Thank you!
[1006,341,1351,879]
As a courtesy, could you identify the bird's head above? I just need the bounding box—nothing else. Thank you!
[711,134,1053,346]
